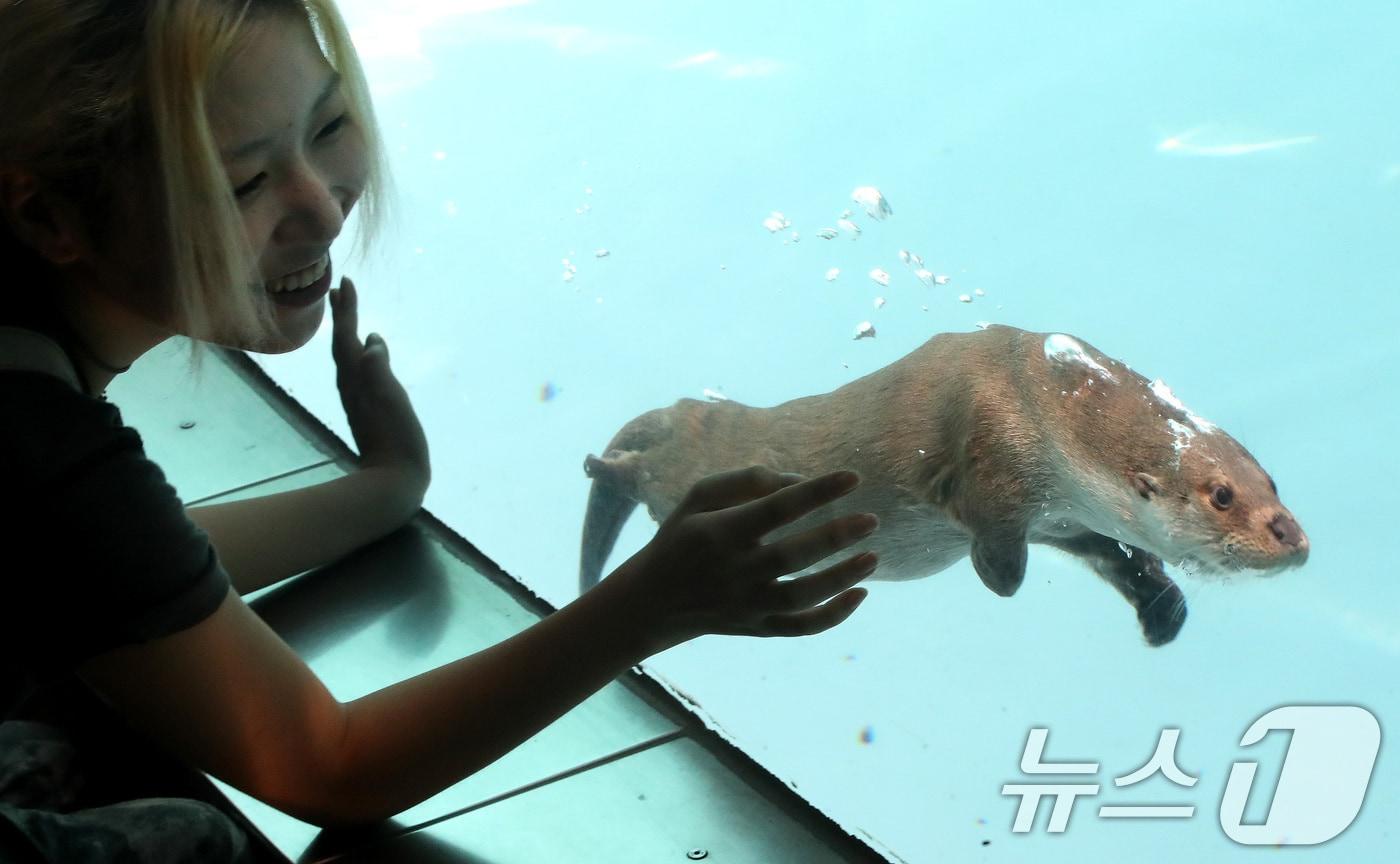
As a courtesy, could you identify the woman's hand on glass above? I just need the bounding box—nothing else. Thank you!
[603,466,879,655]
[330,275,431,497]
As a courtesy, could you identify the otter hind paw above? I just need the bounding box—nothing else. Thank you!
[1138,583,1187,646]
[583,454,606,477]
[584,450,642,482]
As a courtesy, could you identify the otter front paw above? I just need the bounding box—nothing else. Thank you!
[970,533,1028,597]
[1138,583,1187,646]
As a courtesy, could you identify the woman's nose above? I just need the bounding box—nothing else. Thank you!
[284,169,348,240]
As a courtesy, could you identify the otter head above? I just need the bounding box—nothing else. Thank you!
[1128,424,1308,579]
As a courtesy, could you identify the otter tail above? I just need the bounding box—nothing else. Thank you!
[579,453,640,594]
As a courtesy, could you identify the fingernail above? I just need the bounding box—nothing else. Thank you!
[855,552,878,571]
[855,514,879,536]
[833,471,860,490]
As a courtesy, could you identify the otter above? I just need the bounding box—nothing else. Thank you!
[578,325,1308,645]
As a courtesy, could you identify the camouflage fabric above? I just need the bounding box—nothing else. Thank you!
[0,721,249,864]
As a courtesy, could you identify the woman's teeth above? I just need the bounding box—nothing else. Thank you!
[265,254,329,293]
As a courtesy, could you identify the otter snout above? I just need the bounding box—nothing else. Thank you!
[1269,512,1309,562]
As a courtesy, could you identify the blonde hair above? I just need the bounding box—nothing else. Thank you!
[0,0,393,380]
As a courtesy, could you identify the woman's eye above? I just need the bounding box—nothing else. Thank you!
[1210,485,1234,510]
[234,175,265,199]
[318,113,349,139]
[232,115,349,200]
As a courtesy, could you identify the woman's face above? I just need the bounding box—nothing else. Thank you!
[208,11,367,352]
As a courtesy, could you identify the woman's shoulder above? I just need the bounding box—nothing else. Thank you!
[0,370,150,523]
[0,344,230,665]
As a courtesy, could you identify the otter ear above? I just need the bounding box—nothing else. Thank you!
[1132,472,1163,500]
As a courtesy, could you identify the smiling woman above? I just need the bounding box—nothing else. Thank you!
[0,0,391,399]
[0,0,395,859]
[207,22,374,331]
[0,2,886,861]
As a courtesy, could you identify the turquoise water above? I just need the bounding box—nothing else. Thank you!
[252,1,1400,859]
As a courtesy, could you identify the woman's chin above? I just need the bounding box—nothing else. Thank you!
[278,300,327,349]
[219,316,322,356]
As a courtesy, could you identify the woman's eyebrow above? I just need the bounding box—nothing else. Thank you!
[222,70,343,161]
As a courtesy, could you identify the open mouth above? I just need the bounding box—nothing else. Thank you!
[263,255,332,308]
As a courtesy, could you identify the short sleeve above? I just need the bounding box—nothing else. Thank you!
[2,371,232,673]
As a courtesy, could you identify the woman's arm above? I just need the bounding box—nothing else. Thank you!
[185,466,425,595]
[76,467,878,827]
[77,578,653,827]
[184,275,434,596]
[187,275,431,593]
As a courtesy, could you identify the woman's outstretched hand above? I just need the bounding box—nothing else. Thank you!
[603,466,879,655]
[329,276,431,496]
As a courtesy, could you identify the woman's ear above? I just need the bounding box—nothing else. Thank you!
[0,169,83,265]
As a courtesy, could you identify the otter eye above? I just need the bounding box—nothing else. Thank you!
[1210,485,1234,510]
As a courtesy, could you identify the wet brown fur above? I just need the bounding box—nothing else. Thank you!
[580,325,1307,646]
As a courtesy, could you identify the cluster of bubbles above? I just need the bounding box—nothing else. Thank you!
[560,179,607,288]
[548,175,1001,403]
[763,186,988,340]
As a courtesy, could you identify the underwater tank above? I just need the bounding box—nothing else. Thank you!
[250,1,1399,859]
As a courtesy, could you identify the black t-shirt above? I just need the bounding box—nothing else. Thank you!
[1,367,231,719]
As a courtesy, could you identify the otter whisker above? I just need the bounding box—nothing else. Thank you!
[1169,539,1234,582]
